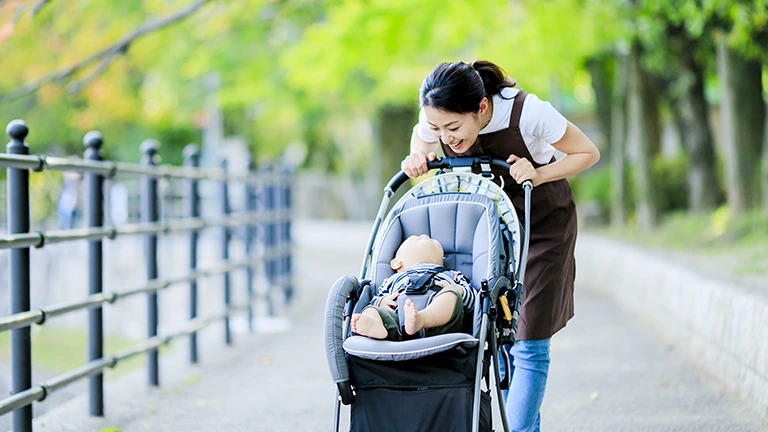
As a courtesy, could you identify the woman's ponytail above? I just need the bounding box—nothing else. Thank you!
[420,60,516,114]
[469,60,516,98]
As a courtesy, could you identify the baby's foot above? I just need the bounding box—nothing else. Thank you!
[351,313,388,339]
[404,300,425,335]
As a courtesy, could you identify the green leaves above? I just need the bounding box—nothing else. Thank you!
[1,0,765,169]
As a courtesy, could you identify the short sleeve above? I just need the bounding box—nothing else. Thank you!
[371,274,395,306]
[519,94,568,145]
[450,271,473,291]
[414,108,440,143]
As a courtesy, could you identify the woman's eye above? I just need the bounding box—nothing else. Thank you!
[449,127,459,132]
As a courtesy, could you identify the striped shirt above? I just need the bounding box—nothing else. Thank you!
[371,262,477,312]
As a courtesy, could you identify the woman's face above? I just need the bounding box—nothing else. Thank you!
[423,97,489,154]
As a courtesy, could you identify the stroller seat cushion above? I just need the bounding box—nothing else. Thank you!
[372,193,502,291]
[343,333,478,361]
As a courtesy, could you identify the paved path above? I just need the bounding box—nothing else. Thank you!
[31,221,767,432]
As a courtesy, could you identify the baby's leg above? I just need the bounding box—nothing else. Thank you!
[404,290,460,336]
[351,308,388,339]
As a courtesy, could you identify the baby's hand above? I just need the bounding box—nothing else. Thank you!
[381,291,400,310]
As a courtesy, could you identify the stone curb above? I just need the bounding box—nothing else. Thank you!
[576,233,768,421]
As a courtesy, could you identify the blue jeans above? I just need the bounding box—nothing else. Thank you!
[499,338,551,432]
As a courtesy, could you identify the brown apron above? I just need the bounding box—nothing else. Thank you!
[441,90,577,340]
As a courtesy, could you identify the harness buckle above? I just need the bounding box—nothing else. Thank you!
[478,156,494,179]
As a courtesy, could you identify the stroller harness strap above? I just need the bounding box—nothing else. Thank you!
[403,266,448,295]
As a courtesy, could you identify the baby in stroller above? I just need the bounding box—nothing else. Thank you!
[351,234,476,340]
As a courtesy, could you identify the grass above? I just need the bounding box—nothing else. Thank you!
[0,326,171,380]
[593,208,768,279]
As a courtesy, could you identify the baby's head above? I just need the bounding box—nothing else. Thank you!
[390,234,444,272]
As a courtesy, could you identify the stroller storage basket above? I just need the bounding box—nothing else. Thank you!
[351,387,491,432]
[350,345,489,432]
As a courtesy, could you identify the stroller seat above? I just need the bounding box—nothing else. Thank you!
[370,192,503,293]
[341,192,502,362]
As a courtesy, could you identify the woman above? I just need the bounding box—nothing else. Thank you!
[401,60,600,432]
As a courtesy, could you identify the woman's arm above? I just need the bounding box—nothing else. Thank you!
[410,130,440,154]
[508,122,600,186]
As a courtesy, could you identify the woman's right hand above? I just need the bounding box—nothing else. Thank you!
[401,150,437,178]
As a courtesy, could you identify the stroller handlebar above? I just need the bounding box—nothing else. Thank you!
[386,157,533,193]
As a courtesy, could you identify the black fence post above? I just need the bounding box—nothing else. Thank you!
[221,159,231,345]
[265,165,276,316]
[183,144,200,363]
[280,164,293,303]
[245,156,256,332]
[6,120,32,432]
[84,131,105,416]
[141,139,160,386]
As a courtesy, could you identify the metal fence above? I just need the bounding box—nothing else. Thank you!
[0,120,293,432]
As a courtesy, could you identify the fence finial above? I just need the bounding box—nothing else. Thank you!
[140,139,161,165]
[6,119,29,148]
[183,143,199,163]
[84,131,104,159]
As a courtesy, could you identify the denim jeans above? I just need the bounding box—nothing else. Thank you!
[499,338,551,432]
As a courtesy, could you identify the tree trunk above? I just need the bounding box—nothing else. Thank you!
[586,56,614,159]
[668,97,687,157]
[626,42,659,230]
[377,105,417,198]
[717,41,766,215]
[763,104,768,214]
[676,62,719,212]
[610,53,628,227]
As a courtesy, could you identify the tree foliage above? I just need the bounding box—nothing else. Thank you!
[1,0,624,164]
[1,0,766,221]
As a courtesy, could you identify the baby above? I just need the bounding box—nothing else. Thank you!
[351,234,476,340]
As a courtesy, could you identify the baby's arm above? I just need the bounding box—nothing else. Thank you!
[369,275,400,310]
[445,272,476,312]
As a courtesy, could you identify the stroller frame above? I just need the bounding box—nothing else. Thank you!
[325,157,532,432]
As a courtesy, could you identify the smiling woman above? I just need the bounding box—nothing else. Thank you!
[401,59,600,432]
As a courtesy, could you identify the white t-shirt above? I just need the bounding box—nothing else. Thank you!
[413,87,568,165]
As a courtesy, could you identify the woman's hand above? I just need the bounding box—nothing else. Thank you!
[381,291,400,311]
[401,150,437,178]
[507,155,540,186]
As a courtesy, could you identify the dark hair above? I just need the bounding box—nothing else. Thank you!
[419,60,516,114]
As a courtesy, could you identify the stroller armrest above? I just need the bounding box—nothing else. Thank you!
[344,333,478,361]
[325,275,359,384]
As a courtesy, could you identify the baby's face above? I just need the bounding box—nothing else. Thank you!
[394,235,444,270]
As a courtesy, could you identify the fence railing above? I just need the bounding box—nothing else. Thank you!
[0,120,293,432]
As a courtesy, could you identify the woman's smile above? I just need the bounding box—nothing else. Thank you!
[447,138,473,153]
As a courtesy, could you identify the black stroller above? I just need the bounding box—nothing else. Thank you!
[325,157,532,432]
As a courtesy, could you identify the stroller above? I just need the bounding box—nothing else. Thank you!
[325,157,532,432]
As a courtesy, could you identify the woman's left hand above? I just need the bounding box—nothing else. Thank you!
[507,154,540,186]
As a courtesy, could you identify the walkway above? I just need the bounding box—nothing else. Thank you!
[31,221,767,431]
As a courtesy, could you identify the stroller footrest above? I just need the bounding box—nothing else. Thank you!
[343,333,478,361]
